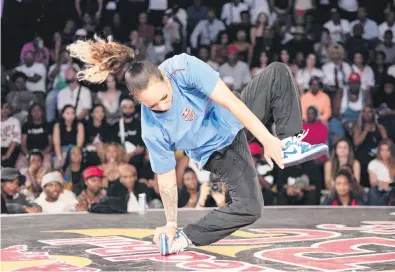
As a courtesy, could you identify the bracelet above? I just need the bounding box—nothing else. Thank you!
[166,222,178,228]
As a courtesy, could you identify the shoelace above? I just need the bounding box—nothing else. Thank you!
[170,238,186,254]
[293,129,310,146]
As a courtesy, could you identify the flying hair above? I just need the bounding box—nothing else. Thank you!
[67,35,135,83]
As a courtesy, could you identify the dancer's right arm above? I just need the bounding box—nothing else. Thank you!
[153,169,178,247]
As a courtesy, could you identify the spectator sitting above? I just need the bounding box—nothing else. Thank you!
[57,67,92,121]
[367,139,395,205]
[302,106,329,163]
[62,19,77,45]
[76,166,107,211]
[325,138,361,189]
[53,105,85,168]
[95,75,121,125]
[219,45,252,92]
[190,8,225,50]
[376,30,395,65]
[21,150,47,201]
[197,45,219,71]
[345,24,370,62]
[323,9,351,44]
[63,146,86,195]
[162,13,181,54]
[249,142,276,205]
[113,98,145,166]
[285,26,314,61]
[1,168,41,214]
[353,105,388,187]
[301,77,332,122]
[351,52,375,93]
[6,72,38,124]
[350,7,379,41]
[14,50,47,98]
[374,76,395,143]
[197,173,227,208]
[34,171,78,213]
[178,167,201,208]
[378,11,395,43]
[19,36,50,67]
[46,50,80,122]
[146,31,171,65]
[49,32,65,64]
[250,12,269,48]
[186,0,209,34]
[17,103,52,170]
[296,53,324,93]
[1,99,21,168]
[323,170,364,206]
[314,28,333,65]
[211,31,231,65]
[125,30,146,60]
[220,0,248,26]
[230,29,253,64]
[137,12,155,44]
[251,50,270,77]
[118,164,139,212]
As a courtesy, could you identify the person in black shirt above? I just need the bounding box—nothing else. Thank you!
[113,98,145,167]
[18,103,52,170]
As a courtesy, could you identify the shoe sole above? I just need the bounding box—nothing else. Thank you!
[159,234,169,256]
[283,145,328,168]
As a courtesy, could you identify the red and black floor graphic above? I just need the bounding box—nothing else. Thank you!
[1,207,395,271]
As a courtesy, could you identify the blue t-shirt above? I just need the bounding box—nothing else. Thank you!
[141,54,244,174]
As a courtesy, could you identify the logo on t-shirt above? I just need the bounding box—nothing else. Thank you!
[182,108,195,121]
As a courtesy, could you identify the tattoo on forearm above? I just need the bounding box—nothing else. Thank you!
[159,182,178,223]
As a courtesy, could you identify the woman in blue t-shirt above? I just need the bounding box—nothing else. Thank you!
[67,36,328,255]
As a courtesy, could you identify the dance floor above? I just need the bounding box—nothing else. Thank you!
[1,207,395,271]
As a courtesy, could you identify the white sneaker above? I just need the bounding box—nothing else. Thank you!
[282,130,328,167]
[159,231,190,256]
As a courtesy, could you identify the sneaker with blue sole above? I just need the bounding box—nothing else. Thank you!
[159,231,190,256]
[282,130,328,167]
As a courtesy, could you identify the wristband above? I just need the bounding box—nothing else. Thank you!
[166,222,178,228]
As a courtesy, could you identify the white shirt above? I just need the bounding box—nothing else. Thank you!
[387,64,395,78]
[350,19,379,40]
[244,0,270,24]
[323,20,351,43]
[35,193,78,214]
[351,64,375,90]
[322,61,352,88]
[296,67,324,90]
[148,0,167,10]
[221,2,249,25]
[338,0,358,12]
[57,85,92,116]
[340,87,364,114]
[368,159,392,183]
[378,22,395,42]
[1,117,21,148]
[15,63,47,92]
[190,19,226,48]
[219,61,252,90]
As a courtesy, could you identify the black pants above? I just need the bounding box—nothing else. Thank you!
[183,62,303,246]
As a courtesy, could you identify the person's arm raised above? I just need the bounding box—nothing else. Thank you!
[209,78,285,168]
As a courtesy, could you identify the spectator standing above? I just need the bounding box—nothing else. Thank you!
[1,100,21,168]
[367,140,395,205]
[1,168,41,214]
[219,45,252,92]
[19,36,50,67]
[53,105,85,168]
[57,67,92,120]
[324,138,360,189]
[301,77,332,122]
[34,171,78,213]
[296,54,324,93]
[190,8,225,50]
[353,105,388,187]
[18,103,52,170]
[15,51,47,94]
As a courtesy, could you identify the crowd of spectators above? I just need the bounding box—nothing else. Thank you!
[2,0,395,215]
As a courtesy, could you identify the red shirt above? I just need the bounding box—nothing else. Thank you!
[302,121,329,162]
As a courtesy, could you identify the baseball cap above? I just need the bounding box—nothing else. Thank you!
[41,172,64,188]
[348,72,361,82]
[227,45,239,53]
[1,168,26,186]
[83,166,104,180]
[249,143,262,156]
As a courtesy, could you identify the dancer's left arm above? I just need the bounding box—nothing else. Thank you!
[210,79,285,169]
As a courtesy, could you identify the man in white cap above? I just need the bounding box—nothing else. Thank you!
[34,171,78,213]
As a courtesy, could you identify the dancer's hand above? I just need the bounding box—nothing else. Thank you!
[262,134,285,169]
[153,225,177,247]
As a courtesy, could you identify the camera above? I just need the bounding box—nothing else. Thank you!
[209,173,222,193]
